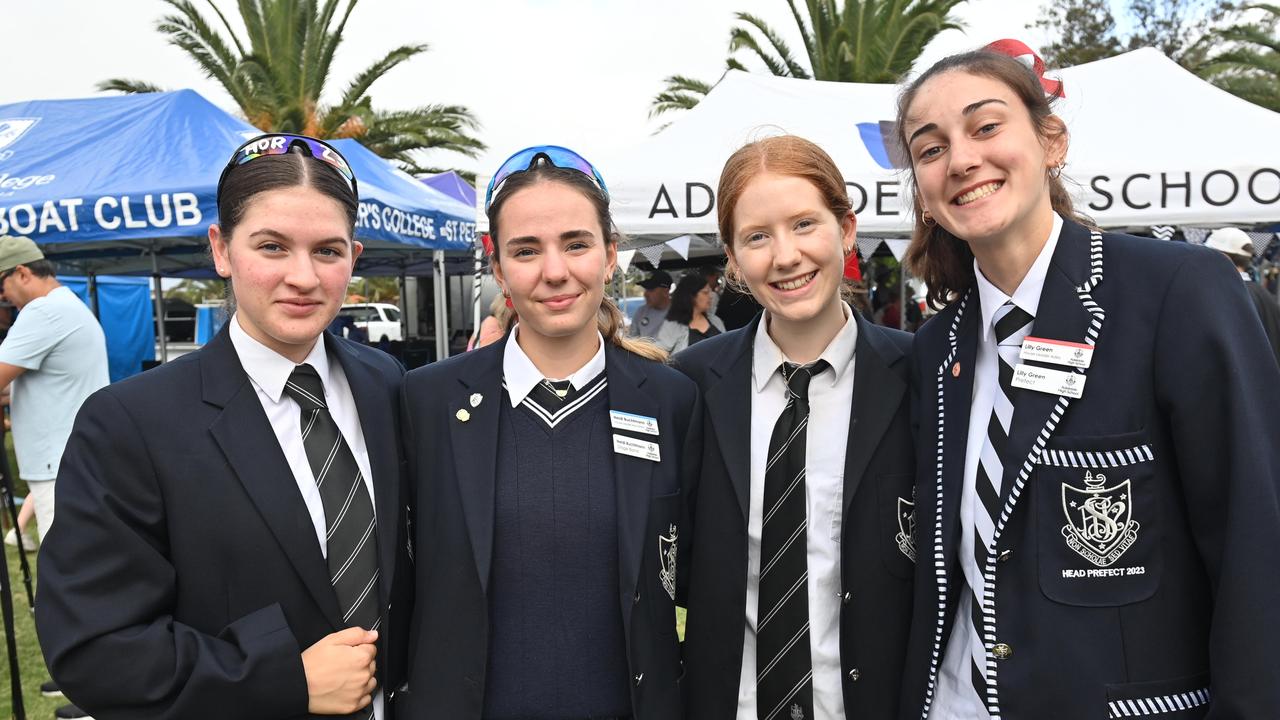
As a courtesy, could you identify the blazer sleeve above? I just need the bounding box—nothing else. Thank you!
[1152,254,1280,717]
[675,378,703,609]
[35,389,309,720]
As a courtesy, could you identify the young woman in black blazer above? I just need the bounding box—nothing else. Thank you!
[673,135,916,720]
[895,44,1280,719]
[400,146,700,719]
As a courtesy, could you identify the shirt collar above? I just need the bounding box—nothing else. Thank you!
[229,313,331,403]
[502,325,607,407]
[751,302,857,393]
[975,212,1063,343]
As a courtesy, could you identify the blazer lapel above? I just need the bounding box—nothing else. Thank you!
[203,330,342,627]
[448,341,505,595]
[1002,222,1096,502]
[604,345,658,634]
[328,336,400,608]
[841,316,907,518]
[938,295,980,569]
[701,317,758,523]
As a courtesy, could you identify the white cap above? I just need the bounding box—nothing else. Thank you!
[1205,227,1254,257]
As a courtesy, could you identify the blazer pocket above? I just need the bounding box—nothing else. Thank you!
[1105,672,1211,718]
[648,490,681,637]
[1036,430,1162,606]
[874,472,918,579]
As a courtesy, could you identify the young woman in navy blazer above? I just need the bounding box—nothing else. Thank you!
[673,135,916,720]
[400,146,700,719]
[895,45,1280,719]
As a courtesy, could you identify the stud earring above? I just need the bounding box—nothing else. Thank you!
[922,211,937,228]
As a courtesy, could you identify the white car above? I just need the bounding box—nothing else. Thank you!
[338,303,403,342]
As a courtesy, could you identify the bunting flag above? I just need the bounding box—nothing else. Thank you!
[616,249,637,273]
[637,243,667,268]
[1151,225,1176,241]
[667,234,693,260]
[857,235,886,260]
[1182,227,1210,245]
[1246,231,1275,259]
[884,239,911,261]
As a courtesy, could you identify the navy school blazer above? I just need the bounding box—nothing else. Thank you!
[35,328,410,720]
[399,334,702,720]
[900,220,1280,719]
[673,311,917,719]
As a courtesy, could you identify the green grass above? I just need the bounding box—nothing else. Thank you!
[2,429,61,720]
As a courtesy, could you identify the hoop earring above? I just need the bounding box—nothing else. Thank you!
[921,211,937,228]
[1049,162,1065,180]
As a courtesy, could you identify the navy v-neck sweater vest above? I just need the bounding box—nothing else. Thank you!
[482,379,631,719]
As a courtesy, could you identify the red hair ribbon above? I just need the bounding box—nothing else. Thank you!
[480,233,495,257]
[843,250,862,281]
[984,39,1065,98]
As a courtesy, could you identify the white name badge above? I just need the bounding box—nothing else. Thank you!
[610,410,659,436]
[1011,363,1087,399]
[1020,336,1095,369]
[613,434,661,462]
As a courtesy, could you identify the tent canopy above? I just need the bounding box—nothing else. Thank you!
[492,48,1278,248]
[0,90,476,276]
[420,170,477,208]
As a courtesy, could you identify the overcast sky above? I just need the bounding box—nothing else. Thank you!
[2,0,1049,175]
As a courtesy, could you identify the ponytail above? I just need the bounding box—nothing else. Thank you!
[598,297,667,362]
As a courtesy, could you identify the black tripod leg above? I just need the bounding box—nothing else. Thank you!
[1,540,27,720]
[0,424,34,608]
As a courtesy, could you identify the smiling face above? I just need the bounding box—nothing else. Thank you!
[903,70,1065,251]
[727,172,854,330]
[491,180,616,350]
[209,185,360,362]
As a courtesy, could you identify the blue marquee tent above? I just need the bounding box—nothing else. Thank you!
[420,170,477,208]
[0,90,477,276]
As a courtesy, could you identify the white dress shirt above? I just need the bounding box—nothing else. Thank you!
[228,317,384,720]
[501,325,606,406]
[929,213,1062,720]
[737,304,858,720]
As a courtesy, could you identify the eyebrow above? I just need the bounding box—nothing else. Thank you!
[906,98,1009,146]
[505,229,596,247]
[248,228,350,246]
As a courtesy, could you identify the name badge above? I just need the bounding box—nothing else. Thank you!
[1011,363,1086,399]
[610,410,659,436]
[1020,336,1095,369]
[613,434,661,462]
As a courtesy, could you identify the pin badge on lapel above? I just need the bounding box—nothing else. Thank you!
[952,362,961,378]
[469,393,483,408]
[456,408,471,423]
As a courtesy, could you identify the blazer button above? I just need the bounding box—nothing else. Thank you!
[847,668,861,682]
[998,549,1014,563]
[634,590,641,604]
[842,591,853,604]
[633,672,644,687]
[993,643,1013,660]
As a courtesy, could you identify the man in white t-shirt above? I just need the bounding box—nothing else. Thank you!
[0,235,108,542]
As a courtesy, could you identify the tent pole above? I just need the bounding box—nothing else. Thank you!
[433,250,449,361]
[397,272,407,341]
[152,245,168,363]
[87,271,99,319]
[470,243,483,348]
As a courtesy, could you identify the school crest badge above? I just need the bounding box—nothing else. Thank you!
[790,703,805,720]
[658,523,678,600]
[0,118,38,152]
[1061,470,1140,567]
[895,493,917,562]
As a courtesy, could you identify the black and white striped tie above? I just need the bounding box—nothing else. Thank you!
[285,364,381,637]
[968,301,1034,706]
[757,360,828,720]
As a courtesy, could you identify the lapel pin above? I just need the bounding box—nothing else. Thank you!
[456,408,471,423]
[469,393,483,408]
[952,362,961,378]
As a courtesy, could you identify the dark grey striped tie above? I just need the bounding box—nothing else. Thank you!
[757,360,828,720]
[967,301,1034,707]
[285,364,380,635]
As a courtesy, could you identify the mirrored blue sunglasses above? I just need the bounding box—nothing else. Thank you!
[217,133,358,206]
[484,145,608,212]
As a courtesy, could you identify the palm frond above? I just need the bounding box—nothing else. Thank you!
[96,78,169,94]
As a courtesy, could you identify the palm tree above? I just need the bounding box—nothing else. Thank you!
[650,0,967,119]
[101,0,483,172]
[1195,4,1280,111]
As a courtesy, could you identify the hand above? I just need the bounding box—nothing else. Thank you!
[302,627,379,715]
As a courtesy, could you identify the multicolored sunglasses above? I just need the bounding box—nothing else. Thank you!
[484,144,608,212]
[217,133,358,205]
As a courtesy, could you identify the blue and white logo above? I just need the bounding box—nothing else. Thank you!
[0,118,39,152]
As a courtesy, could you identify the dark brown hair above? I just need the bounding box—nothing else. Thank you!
[665,272,709,326]
[486,162,666,362]
[895,49,1093,309]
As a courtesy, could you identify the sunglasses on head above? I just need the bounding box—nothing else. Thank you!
[484,144,608,212]
[217,133,358,206]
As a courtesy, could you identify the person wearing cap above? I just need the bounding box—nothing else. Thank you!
[0,234,108,720]
[628,268,672,338]
[1206,227,1280,367]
